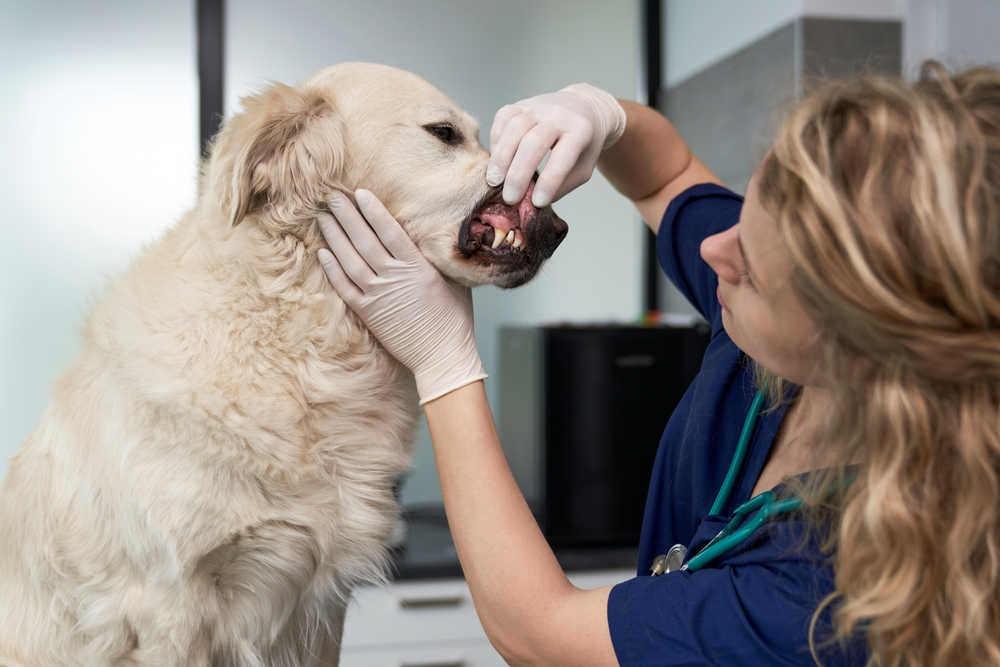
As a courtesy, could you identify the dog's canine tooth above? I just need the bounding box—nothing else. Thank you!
[504,230,515,246]
[491,228,504,249]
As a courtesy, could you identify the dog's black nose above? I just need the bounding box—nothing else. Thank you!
[540,214,569,259]
[555,219,568,242]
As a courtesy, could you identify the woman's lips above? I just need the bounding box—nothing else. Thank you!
[717,286,729,312]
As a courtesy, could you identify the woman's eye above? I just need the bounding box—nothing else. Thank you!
[425,123,461,145]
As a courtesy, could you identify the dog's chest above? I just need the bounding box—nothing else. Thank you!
[225,311,418,470]
[99,266,420,479]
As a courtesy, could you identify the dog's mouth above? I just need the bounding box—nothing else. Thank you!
[460,182,536,254]
[457,180,568,286]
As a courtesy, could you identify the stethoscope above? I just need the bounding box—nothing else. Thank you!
[650,390,803,575]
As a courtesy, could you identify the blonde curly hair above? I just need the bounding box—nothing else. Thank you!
[757,61,1000,665]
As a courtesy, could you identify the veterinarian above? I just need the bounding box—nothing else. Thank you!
[317,62,1000,666]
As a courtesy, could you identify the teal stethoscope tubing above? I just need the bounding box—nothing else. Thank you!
[678,390,803,573]
[710,390,766,515]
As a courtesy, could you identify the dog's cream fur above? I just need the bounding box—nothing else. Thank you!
[0,63,566,666]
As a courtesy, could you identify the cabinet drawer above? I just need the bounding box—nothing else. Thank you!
[343,578,485,648]
[341,569,633,649]
[340,639,506,667]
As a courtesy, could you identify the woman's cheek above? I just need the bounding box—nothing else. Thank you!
[737,308,773,364]
[721,305,749,353]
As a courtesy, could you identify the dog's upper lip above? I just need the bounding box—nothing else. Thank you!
[469,186,506,221]
[458,186,505,256]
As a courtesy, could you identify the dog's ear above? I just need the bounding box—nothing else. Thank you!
[211,83,345,227]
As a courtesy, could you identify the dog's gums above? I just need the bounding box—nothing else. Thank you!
[457,180,568,279]
[470,217,525,250]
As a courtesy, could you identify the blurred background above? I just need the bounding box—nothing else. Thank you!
[2,0,997,509]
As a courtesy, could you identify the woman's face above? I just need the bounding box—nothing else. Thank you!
[700,168,819,385]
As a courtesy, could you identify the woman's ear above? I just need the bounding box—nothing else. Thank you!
[210,83,346,227]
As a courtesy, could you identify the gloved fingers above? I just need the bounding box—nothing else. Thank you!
[317,247,363,304]
[551,152,601,202]
[503,123,560,206]
[532,131,589,207]
[486,111,538,189]
[316,210,377,290]
[489,103,525,155]
[327,191,393,272]
[552,173,588,204]
[354,189,421,263]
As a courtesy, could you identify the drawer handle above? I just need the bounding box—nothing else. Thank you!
[397,594,465,609]
[400,661,465,667]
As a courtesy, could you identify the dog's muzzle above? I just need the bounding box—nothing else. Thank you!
[457,181,568,287]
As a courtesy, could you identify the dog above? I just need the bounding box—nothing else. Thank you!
[0,62,567,666]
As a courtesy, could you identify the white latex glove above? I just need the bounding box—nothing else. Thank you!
[316,189,487,405]
[487,82,626,208]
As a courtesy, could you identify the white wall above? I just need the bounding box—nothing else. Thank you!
[904,0,1000,77]
[228,0,645,505]
[0,0,640,503]
[939,0,1000,67]
[0,2,198,479]
[664,0,998,88]
[664,0,906,86]
[5,0,994,501]
[664,0,803,87]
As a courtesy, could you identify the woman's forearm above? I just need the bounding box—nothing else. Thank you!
[422,381,577,663]
[597,100,694,202]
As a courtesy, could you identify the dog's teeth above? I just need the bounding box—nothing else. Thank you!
[512,234,523,249]
[504,230,515,246]
[491,229,504,249]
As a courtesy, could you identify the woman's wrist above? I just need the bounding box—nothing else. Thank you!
[418,375,487,406]
[414,327,488,405]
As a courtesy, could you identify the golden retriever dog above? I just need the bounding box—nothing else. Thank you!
[0,62,567,666]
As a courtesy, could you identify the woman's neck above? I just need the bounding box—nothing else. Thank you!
[750,384,831,497]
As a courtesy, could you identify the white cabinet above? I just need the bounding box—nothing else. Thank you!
[340,641,504,667]
[341,569,632,666]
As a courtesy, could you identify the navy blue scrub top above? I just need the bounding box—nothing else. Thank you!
[606,184,867,666]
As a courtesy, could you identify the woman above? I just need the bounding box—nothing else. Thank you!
[316,62,1000,665]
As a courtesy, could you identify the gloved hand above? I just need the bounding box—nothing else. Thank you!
[487,82,626,208]
[316,189,487,405]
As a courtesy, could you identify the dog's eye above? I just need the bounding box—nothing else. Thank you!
[424,123,461,146]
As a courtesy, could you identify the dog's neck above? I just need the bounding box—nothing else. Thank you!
[192,199,337,301]
[80,200,397,478]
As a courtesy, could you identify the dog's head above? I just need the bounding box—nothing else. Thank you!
[206,62,567,288]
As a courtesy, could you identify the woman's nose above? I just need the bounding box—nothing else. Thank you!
[700,225,743,285]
